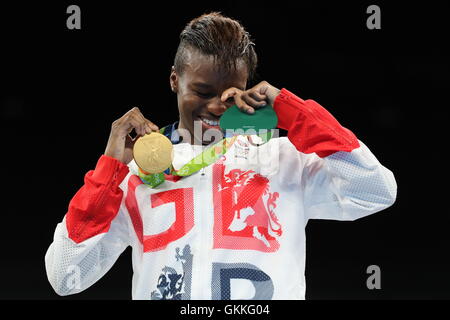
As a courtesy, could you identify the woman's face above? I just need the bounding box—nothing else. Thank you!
[170,49,248,145]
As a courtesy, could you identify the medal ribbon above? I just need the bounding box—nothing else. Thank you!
[137,128,274,187]
[138,135,238,187]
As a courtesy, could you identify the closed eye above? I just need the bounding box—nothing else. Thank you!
[195,91,214,98]
[194,90,234,104]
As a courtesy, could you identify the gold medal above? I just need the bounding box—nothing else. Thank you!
[133,132,174,174]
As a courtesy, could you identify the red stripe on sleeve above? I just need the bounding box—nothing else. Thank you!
[65,155,130,243]
[273,88,359,157]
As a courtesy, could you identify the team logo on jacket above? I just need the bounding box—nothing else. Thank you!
[234,138,250,159]
[213,161,283,252]
[151,245,193,300]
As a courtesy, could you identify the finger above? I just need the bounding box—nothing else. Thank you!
[137,115,153,135]
[130,114,147,137]
[144,120,159,133]
[120,107,144,135]
[221,88,240,102]
[134,112,157,136]
[127,107,150,136]
[242,93,266,108]
[258,84,270,95]
[121,120,136,137]
[127,116,146,137]
[133,108,148,126]
[124,106,141,118]
[248,90,267,102]
[133,109,159,133]
[234,94,255,114]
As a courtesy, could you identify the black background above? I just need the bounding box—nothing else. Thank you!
[0,0,449,300]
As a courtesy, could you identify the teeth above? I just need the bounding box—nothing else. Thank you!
[202,118,219,126]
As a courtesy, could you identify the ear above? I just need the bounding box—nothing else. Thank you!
[169,66,178,93]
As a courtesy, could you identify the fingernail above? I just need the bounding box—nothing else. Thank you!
[247,108,255,114]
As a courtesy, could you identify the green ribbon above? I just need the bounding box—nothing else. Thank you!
[138,170,165,188]
[137,129,275,188]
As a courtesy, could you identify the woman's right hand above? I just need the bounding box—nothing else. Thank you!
[104,107,159,164]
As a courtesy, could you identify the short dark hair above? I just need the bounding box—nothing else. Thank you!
[174,12,258,81]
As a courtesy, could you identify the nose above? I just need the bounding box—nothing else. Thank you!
[207,97,229,117]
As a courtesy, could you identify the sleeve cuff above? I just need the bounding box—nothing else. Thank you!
[273,88,306,130]
[273,88,360,157]
[91,155,130,187]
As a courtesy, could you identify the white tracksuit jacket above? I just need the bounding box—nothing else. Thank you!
[45,88,397,299]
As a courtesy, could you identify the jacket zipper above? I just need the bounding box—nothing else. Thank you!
[196,167,209,299]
